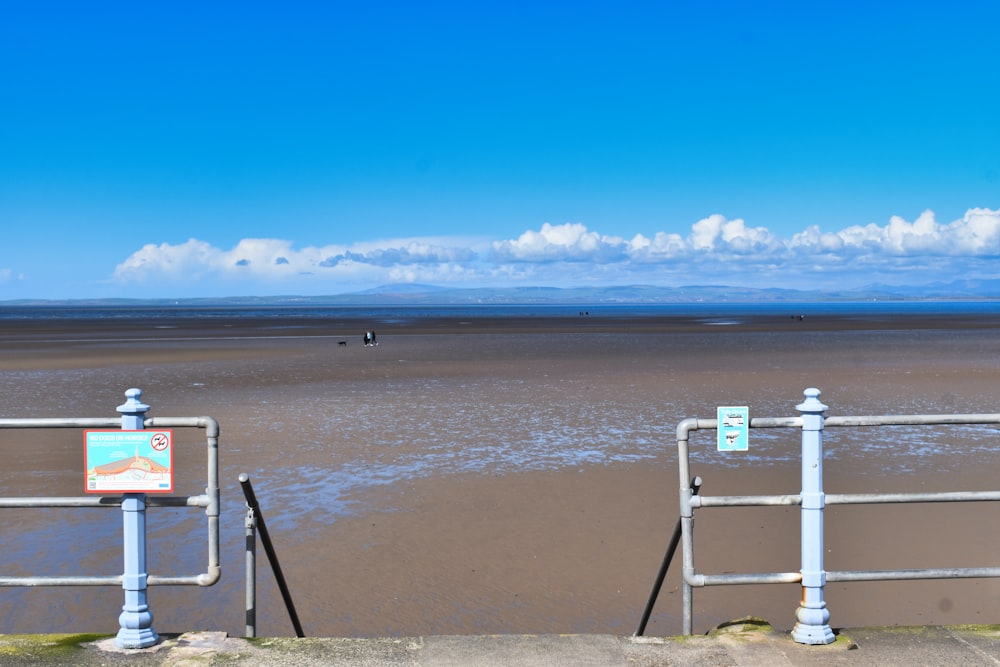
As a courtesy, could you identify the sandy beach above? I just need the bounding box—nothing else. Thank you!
[0,306,998,638]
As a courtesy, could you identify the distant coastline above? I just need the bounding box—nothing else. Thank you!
[5,279,1000,308]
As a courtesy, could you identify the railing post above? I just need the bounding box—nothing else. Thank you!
[115,388,159,649]
[792,388,835,644]
[239,473,305,637]
[245,504,257,638]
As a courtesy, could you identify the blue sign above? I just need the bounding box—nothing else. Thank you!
[717,406,749,451]
[84,430,174,493]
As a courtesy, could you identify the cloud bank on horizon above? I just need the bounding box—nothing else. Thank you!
[105,207,1000,297]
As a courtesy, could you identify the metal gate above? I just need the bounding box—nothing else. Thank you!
[0,388,220,648]
[676,388,1000,643]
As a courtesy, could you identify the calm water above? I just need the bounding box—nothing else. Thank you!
[4,299,1000,322]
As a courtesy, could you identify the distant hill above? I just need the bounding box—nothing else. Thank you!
[5,281,1000,307]
[859,279,1000,299]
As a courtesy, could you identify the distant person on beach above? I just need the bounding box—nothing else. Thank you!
[364,331,378,347]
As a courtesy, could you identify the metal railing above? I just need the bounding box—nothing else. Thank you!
[675,388,1000,643]
[240,473,304,638]
[0,388,220,647]
[634,476,701,636]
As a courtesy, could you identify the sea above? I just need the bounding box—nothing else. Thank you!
[4,298,1000,322]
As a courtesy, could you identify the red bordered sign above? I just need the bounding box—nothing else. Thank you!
[84,430,174,493]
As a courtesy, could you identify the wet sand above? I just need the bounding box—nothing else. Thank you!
[0,308,998,637]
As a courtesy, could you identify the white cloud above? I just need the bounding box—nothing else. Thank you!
[111,208,1000,294]
[113,239,221,280]
[947,207,1000,253]
[112,236,489,290]
[325,242,477,268]
[788,226,845,253]
[491,222,628,262]
[688,214,780,254]
[791,208,1000,257]
[626,231,686,261]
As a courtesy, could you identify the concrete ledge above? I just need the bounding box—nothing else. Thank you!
[0,624,997,666]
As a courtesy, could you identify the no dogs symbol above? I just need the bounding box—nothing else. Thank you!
[150,433,170,452]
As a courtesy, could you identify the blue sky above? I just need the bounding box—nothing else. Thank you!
[2,1,998,300]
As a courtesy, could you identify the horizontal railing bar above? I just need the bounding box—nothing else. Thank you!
[688,566,1000,587]
[0,495,210,509]
[0,418,120,429]
[694,494,801,507]
[0,576,122,587]
[146,416,218,434]
[749,417,803,428]
[0,416,216,430]
[0,497,120,508]
[147,494,212,508]
[682,418,804,434]
[692,490,1000,509]
[681,414,1000,436]
[0,573,222,587]
[696,572,802,587]
[827,567,1000,582]
[148,575,207,586]
[827,491,1000,504]
[825,414,1000,427]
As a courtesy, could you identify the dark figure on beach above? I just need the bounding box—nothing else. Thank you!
[364,331,378,347]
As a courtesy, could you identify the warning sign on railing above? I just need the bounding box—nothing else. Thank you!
[717,406,749,451]
[84,430,174,493]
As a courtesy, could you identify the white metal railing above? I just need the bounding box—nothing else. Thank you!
[0,388,220,648]
[676,388,1000,643]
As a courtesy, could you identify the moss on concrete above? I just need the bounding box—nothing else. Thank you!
[705,618,862,651]
[707,616,774,635]
[947,624,1000,635]
[0,634,112,659]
